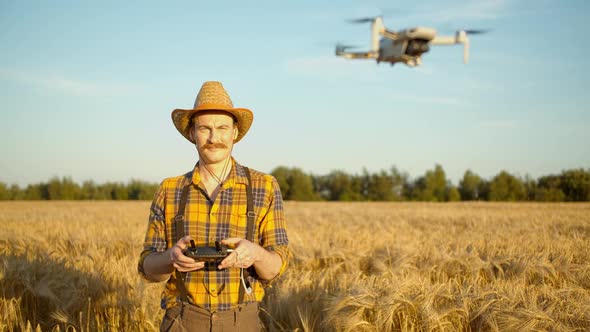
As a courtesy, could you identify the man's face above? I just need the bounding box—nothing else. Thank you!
[190,111,238,165]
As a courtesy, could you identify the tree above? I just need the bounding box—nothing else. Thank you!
[270,166,290,198]
[447,186,461,202]
[271,167,319,201]
[24,184,44,200]
[559,168,590,201]
[365,167,407,201]
[478,180,490,201]
[9,184,23,200]
[289,169,318,201]
[47,176,80,200]
[487,171,526,201]
[0,182,9,200]
[47,177,61,199]
[431,165,448,201]
[411,164,448,201]
[535,175,564,201]
[81,180,99,199]
[111,183,129,200]
[98,182,128,200]
[522,174,537,201]
[321,170,363,201]
[458,169,483,200]
[128,179,159,200]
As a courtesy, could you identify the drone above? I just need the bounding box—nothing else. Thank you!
[335,16,488,67]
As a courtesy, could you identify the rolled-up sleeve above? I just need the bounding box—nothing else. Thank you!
[137,182,168,281]
[258,176,290,286]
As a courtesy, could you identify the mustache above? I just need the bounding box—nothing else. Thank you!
[203,143,228,149]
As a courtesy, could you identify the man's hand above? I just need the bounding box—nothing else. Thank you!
[170,236,205,272]
[142,236,205,282]
[217,237,283,280]
[218,238,262,270]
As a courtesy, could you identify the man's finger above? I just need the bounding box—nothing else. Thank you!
[175,236,193,250]
[218,252,238,269]
[175,261,204,272]
[221,237,242,246]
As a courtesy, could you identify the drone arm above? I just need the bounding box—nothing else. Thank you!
[431,32,470,64]
[370,17,385,52]
[382,29,399,40]
[463,38,469,64]
[337,51,378,59]
[429,36,457,45]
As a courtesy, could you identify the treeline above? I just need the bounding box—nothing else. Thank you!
[0,177,158,200]
[1,166,589,201]
[271,165,590,202]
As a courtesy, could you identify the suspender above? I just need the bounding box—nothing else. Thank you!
[240,167,255,304]
[174,167,255,305]
[244,167,256,246]
[174,185,190,242]
[174,184,191,303]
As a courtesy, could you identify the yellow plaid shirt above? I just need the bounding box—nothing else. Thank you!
[138,159,289,312]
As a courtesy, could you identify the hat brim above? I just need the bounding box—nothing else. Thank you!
[172,106,253,144]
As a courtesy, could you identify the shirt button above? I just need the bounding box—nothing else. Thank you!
[210,287,216,293]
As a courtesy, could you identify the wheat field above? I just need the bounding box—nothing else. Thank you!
[0,201,589,331]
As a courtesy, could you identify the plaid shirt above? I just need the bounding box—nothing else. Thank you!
[138,159,289,312]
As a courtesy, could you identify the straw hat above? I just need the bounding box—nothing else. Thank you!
[171,81,253,143]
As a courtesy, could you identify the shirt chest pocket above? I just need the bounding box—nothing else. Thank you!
[229,204,249,239]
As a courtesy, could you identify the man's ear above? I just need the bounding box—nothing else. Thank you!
[233,126,239,141]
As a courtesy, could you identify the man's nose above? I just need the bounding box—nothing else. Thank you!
[208,129,220,143]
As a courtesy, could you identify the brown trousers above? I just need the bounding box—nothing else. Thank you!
[160,302,262,332]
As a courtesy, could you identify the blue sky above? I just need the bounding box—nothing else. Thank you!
[1,0,588,187]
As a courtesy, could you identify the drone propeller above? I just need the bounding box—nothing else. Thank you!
[335,42,359,51]
[345,7,402,24]
[450,29,489,64]
[463,29,490,35]
[346,16,380,24]
[335,42,362,56]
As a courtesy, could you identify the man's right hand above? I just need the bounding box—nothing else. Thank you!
[170,236,205,272]
[143,236,205,282]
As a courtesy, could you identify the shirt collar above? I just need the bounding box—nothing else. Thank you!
[190,157,248,187]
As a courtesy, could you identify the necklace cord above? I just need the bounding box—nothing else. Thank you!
[200,144,233,187]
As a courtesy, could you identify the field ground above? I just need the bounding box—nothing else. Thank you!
[0,201,589,331]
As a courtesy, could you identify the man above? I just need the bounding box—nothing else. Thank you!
[138,81,289,331]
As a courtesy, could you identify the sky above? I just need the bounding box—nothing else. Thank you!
[1,0,588,187]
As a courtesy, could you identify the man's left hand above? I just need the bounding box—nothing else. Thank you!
[218,238,262,270]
